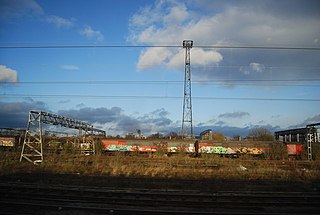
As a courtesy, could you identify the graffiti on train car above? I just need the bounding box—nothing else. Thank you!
[200,146,236,154]
[235,147,265,155]
[100,139,268,156]
[0,137,15,147]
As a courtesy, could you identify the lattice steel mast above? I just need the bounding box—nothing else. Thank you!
[306,123,320,160]
[181,40,193,139]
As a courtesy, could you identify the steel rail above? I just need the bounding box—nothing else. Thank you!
[4,188,320,205]
[1,182,319,215]
[2,192,319,215]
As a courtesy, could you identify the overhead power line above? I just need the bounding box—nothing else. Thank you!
[1,44,320,50]
[1,80,320,87]
[2,79,320,83]
[1,94,319,102]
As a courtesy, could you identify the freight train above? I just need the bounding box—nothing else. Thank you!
[0,134,303,158]
[100,139,275,157]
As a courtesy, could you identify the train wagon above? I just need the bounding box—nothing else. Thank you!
[0,137,15,147]
[100,139,266,157]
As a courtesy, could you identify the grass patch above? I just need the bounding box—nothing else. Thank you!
[1,150,320,182]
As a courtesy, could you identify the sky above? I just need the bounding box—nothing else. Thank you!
[0,0,320,137]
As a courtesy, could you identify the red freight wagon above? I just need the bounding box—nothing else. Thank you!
[287,144,303,156]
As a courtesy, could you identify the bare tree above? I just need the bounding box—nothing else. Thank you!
[248,127,274,141]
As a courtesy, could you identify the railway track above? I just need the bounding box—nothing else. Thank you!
[0,182,319,215]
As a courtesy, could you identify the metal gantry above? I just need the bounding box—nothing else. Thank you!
[181,40,194,139]
[306,123,319,160]
[274,122,319,160]
[20,110,106,164]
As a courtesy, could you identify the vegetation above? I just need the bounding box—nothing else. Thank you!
[248,127,274,141]
[1,147,320,182]
[265,142,288,160]
[313,144,320,160]
[211,133,225,141]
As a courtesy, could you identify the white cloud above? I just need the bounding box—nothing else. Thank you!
[128,1,235,73]
[167,48,223,69]
[80,25,104,41]
[164,4,188,24]
[0,65,18,82]
[240,62,266,75]
[46,15,75,28]
[60,65,79,71]
[137,47,172,70]
[129,1,320,80]
[130,1,167,28]
[192,49,223,65]
[137,46,222,71]
[249,63,265,73]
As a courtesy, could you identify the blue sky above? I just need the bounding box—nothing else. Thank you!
[0,0,319,137]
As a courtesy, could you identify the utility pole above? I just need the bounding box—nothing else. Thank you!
[181,40,193,139]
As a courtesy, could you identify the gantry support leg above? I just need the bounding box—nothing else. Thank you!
[20,111,43,164]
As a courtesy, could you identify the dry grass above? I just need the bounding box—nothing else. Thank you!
[1,150,320,182]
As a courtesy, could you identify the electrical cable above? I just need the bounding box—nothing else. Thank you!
[1,94,319,102]
[1,80,320,87]
[1,44,320,50]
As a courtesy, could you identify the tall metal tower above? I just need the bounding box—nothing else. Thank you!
[181,40,193,139]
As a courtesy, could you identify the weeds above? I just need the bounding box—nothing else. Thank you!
[312,144,320,160]
[1,150,320,182]
[265,143,288,160]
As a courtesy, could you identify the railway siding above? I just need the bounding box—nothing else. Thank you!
[1,182,320,214]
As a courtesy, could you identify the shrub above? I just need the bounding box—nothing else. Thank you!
[265,142,287,160]
[248,127,274,141]
[312,144,320,160]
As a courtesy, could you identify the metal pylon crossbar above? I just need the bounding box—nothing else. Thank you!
[20,110,106,164]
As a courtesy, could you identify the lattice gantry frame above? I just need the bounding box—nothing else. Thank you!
[20,111,43,164]
[20,110,106,164]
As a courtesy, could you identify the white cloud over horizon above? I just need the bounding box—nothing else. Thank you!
[0,65,18,82]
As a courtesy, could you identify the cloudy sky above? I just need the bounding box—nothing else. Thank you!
[0,0,319,137]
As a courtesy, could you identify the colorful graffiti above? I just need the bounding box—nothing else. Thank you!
[200,146,236,154]
[0,137,15,147]
[107,145,134,152]
[100,140,267,156]
[235,147,264,155]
